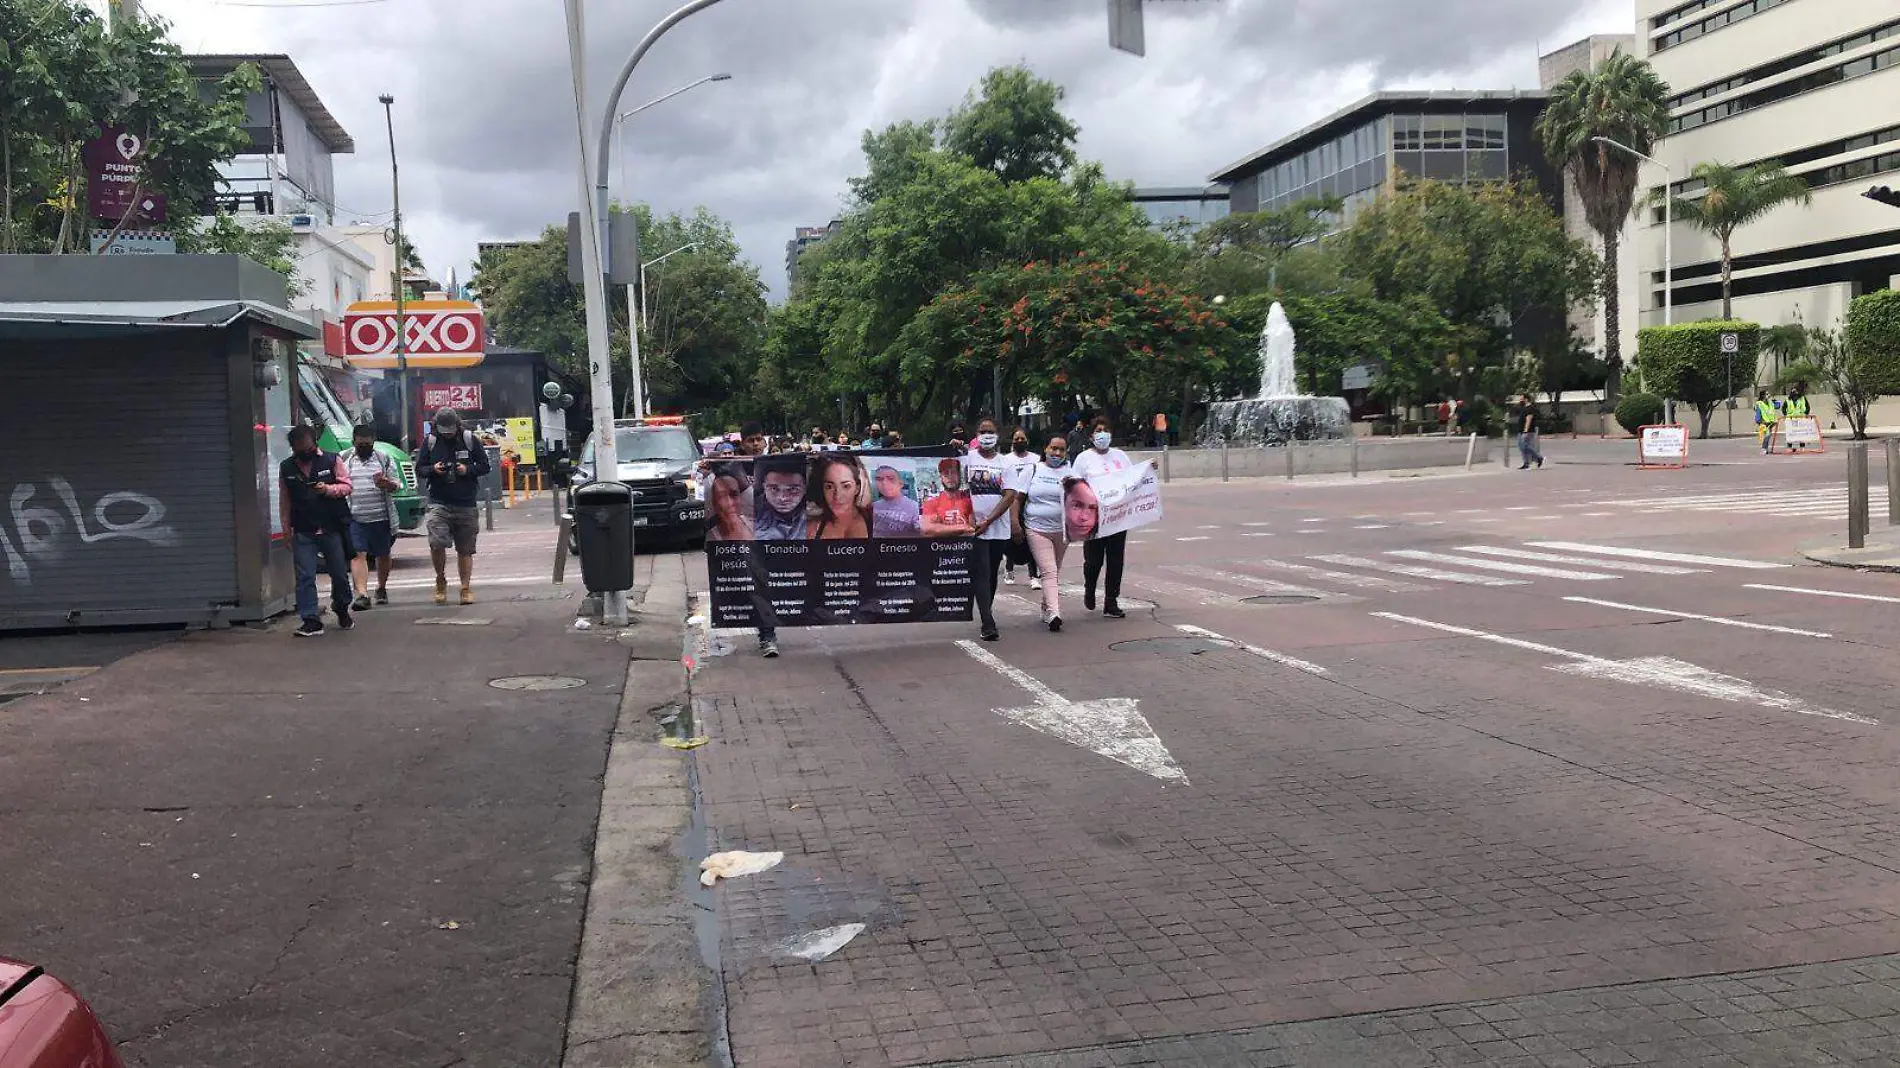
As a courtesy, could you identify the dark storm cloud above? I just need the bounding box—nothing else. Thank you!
[155,0,1626,296]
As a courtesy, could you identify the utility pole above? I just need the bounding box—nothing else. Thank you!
[380,94,411,447]
[108,0,139,28]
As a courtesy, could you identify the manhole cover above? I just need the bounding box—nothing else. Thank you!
[488,675,587,691]
[1243,594,1322,605]
[416,617,495,626]
[1109,636,1239,655]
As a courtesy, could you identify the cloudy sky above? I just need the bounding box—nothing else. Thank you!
[136,0,1631,299]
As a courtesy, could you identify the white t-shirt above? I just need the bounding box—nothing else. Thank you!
[340,449,398,524]
[961,450,1017,541]
[1017,461,1071,535]
[1072,446,1135,482]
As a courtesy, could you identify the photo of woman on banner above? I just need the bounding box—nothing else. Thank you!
[809,453,872,539]
[920,457,976,536]
[705,463,754,542]
[1064,478,1100,542]
[753,455,810,540]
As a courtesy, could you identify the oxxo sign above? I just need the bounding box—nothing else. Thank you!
[342,300,486,369]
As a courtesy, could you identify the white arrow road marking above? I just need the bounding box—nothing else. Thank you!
[1563,596,1834,638]
[1527,542,1788,570]
[1173,624,1330,677]
[956,640,1187,783]
[1746,583,1900,605]
[1373,612,1874,725]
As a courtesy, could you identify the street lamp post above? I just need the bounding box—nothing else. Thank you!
[379,93,411,448]
[613,74,732,194]
[640,242,699,331]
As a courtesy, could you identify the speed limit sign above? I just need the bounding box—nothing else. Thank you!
[1720,332,1740,353]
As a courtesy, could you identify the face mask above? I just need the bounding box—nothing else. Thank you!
[1046,454,1066,468]
[977,432,998,449]
[1012,441,1028,454]
[1092,432,1111,450]
[355,443,375,458]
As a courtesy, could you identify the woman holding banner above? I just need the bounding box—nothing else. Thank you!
[809,453,873,539]
[1072,418,1139,619]
[1019,435,1077,632]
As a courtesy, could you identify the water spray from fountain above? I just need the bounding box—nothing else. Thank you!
[1197,302,1350,446]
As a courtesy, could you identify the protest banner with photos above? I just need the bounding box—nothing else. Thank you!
[1071,461,1162,541]
[703,449,976,628]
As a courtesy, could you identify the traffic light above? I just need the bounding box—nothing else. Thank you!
[1866,186,1900,208]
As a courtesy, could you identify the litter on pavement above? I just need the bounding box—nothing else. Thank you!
[770,923,865,962]
[699,849,784,886]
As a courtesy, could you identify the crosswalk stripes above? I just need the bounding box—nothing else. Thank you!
[1453,546,1706,575]
[1587,486,1887,519]
[1237,557,1431,592]
[1384,549,1620,582]
[1310,554,1529,587]
[1161,564,1329,599]
[1525,542,1790,570]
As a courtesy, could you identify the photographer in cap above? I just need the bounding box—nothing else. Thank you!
[415,408,491,604]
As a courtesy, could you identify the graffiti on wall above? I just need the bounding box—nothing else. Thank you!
[0,478,181,587]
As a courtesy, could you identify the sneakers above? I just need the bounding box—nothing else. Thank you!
[1103,602,1126,619]
[1003,569,1016,586]
[1518,463,1530,470]
[1030,577,1043,591]
[459,585,475,606]
[759,639,780,659]
[294,618,325,638]
[433,580,449,605]
[336,607,355,631]
[352,594,372,611]
[375,587,389,605]
[1084,589,1096,612]
[979,627,1000,642]
[1047,615,1063,633]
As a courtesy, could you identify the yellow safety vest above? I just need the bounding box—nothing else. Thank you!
[1755,399,1779,424]
[1785,395,1810,417]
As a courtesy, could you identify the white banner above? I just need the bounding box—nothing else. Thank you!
[1782,416,1822,445]
[1072,462,1162,540]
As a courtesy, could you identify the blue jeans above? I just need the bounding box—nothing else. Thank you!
[1518,432,1542,465]
[294,531,352,621]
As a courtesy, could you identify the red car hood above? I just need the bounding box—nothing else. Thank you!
[0,961,32,994]
[0,956,124,1068]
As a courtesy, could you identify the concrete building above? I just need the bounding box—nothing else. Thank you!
[785,220,842,291]
[1540,35,1640,362]
[1210,90,1561,231]
[1637,0,1900,364]
[1128,186,1231,231]
[188,55,352,222]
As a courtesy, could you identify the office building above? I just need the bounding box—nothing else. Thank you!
[1638,0,1900,357]
[1541,35,1639,361]
[786,220,843,291]
[1128,186,1231,231]
[1211,91,1560,230]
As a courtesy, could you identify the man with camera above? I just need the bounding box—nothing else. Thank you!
[280,424,355,637]
[415,408,491,605]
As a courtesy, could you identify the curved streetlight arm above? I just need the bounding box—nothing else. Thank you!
[593,0,730,273]
[617,73,731,123]
[643,242,699,269]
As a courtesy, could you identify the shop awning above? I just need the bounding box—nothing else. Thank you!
[0,299,320,341]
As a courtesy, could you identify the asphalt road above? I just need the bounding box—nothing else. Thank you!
[689,436,1900,1067]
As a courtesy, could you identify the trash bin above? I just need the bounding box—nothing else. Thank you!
[572,481,634,593]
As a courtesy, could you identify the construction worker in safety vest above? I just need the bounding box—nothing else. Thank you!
[1783,382,1812,451]
[1754,389,1781,455]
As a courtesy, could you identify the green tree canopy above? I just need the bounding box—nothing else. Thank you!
[1635,320,1758,437]
[942,65,1079,184]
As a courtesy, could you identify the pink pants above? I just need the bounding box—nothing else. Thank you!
[1026,529,1067,618]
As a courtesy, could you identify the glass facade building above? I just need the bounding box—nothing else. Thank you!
[1214,92,1557,229]
[1128,187,1232,231]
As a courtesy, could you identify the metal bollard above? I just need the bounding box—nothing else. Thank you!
[1848,443,1870,549]
[484,494,496,532]
[1465,431,1479,471]
[553,514,572,584]
[1160,445,1171,483]
[1220,443,1230,482]
[1350,437,1360,479]
[1887,438,1900,527]
[1285,443,1295,481]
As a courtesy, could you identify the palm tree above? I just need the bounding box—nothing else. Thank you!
[1536,51,1671,378]
[1662,162,1814,319]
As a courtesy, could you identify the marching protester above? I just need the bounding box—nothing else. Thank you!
[1072,417,1137,618]
[1002,428,1040,588]
[1514,395,1544,470]
[1785,381,1811,452]
[734,423,785,658]
[962,417,1022,642]
[340,424,401,609]
[1754,389,1780,455]
[415,408,490,605]
[280,424,355,637]
[1019,434,1076,632]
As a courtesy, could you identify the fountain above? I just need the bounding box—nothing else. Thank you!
[1197,301,1351,446]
